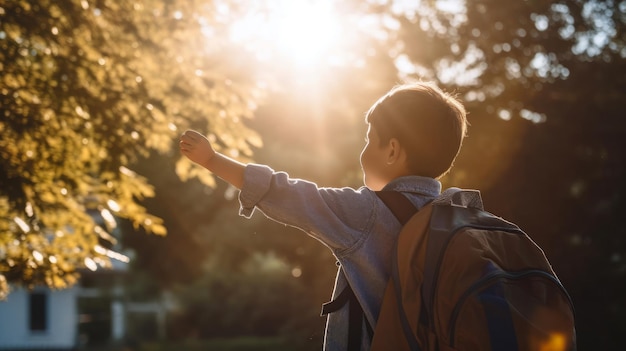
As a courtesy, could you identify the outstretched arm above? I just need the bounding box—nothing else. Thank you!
[179,130,245,189]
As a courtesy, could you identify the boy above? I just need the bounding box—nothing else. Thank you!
[179,82,467,350]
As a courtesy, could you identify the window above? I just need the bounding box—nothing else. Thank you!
[29,292,47,332]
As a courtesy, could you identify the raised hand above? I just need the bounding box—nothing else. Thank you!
[178,130,245,189]
[179,130,216,168]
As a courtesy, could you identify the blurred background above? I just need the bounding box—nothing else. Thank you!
[0,0,624,350]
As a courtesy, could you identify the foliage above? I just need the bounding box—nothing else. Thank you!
[0,0,264,295]
[168,251,319,340]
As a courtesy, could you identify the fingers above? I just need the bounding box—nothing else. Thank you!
[179,130,207,156]
[179,140,192,151]
[179,131,194,153]
[180,130,201,146]
[180,130,197,142]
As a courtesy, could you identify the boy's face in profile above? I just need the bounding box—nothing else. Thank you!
[360,124,390,191]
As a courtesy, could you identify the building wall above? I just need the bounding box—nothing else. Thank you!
[0,286,78,349]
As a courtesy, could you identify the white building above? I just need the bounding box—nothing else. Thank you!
[0,205,172,350]
[0,286,80,350]
[0,267,173,350]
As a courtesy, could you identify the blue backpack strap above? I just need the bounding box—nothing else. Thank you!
[478,272,519,351]
[424,189,522,350]
[321,280,373,350]
[321,284,352,316]
[422,188,487,326]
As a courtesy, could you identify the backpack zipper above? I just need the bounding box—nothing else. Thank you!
[447,269,573,348]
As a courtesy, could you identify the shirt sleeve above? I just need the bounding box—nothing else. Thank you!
[238,163,378,252]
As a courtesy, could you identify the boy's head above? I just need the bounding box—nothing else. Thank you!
[361,82,467,187]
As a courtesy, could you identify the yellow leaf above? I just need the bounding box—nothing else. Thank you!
[150,224,167,236]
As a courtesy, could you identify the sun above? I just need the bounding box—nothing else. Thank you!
[225,0,345,67]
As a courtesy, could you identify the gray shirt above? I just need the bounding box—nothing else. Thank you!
[238,164,441,350]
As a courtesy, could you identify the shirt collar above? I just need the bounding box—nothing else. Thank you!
[381,175,442,197]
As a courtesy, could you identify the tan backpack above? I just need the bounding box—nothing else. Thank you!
[371,188,576,351]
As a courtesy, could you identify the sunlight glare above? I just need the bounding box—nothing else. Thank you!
[227,0,344,67]
[538,332,567,351]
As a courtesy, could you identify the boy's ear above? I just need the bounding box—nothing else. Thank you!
[386,138,403,164]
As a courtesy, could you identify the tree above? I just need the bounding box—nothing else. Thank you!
[0,0,263,297]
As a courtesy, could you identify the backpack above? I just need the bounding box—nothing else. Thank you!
[369,188,577,351]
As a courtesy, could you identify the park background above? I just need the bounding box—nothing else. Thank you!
[1,0,624,350]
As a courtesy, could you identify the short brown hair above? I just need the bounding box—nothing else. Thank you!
[365,82,467,179]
